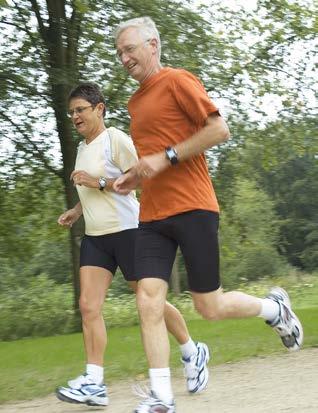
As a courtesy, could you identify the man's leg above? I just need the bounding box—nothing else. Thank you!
[137,278,170,368]
[192,288,262,320]
[129,280,190,345]
[136,278,174,407]
[178,210,303,352]
[192,287,303,350]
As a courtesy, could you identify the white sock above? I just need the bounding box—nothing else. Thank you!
[180,338,197,360]
[258,298,280,321]
[86,363,104,385]
[149,368,173,404]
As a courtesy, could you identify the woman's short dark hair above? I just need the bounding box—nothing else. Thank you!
[68,83,106,117]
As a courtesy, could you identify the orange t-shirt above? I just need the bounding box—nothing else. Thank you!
[129,67,220,222]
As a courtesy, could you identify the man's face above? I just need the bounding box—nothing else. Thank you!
[116,27,155,83]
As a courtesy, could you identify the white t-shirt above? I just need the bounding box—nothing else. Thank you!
[75,127,139,235]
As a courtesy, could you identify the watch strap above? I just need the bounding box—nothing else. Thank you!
[165,146,178,165]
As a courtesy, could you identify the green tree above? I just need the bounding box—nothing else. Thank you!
[0,0,316,307]
[0,170,72,285]
[215,117,318,274]
[219,179,287,286]
[0,0,226,310]
[262,155,318,271]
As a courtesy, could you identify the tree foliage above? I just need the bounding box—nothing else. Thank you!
[0,0,316,308]
[219,179,288,286]
[0,170,72,285]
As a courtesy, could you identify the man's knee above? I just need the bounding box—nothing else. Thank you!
[195,304,221,321]
[137,288,162,314]
[193,296,225,321]
[136,281,166,322]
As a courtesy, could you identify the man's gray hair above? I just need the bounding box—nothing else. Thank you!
[114,16,161,59]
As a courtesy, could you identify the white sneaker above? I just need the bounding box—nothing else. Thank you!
[266,287,303,351]
[67,373,89,389]
[182,342,210,393]
[56,374,108,406]
[133,390,175,413]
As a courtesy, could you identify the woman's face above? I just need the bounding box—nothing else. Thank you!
[68,97,103,138]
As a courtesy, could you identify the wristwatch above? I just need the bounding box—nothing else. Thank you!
[165,146,178,165]
[98,177,107,191]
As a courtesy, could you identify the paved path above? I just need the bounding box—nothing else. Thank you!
[1,348,318,412]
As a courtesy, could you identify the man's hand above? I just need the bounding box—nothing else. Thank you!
[135,152,170,179]
[113,152,170,194]
[70,170,99,188]
[113,169,140,194]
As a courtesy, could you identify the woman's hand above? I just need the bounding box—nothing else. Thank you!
[70,170,99,188]
[57,208,81,227]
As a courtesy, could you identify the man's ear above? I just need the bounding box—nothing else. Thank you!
[149,38,158,54]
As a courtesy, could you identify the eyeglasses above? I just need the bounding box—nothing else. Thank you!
[116,39,151,62]
[67,105,93,118]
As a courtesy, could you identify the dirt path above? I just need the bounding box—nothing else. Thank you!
[1,348,318,413]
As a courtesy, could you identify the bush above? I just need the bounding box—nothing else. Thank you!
[2,270,316,341]
[103,291,139,328]
[0,274,76,341]
[0,273,140,341]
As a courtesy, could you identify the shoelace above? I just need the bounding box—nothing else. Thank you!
[183,353,200,379]
[69,374,102,390]
[132,383,152,399]
[132,384,170,408]
[68,374,89,388]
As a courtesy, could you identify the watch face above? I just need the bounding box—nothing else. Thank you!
[99,177,107,189]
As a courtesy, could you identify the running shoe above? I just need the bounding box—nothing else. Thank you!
[133,390,175,413]
[67,373,89,389]
[266,287,303,351]
[56,374,108,406]
[182,341,210,393]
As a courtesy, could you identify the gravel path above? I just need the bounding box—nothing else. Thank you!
[1,348,318,412]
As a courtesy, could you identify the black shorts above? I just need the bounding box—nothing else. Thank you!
[80,229,137,281]
[135,210,220,293]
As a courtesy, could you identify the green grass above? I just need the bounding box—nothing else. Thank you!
[1,307,317,404]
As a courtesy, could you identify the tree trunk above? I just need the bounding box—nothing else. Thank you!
[36,0,83,328]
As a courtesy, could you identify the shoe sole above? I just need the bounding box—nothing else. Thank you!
[56,388,109,406]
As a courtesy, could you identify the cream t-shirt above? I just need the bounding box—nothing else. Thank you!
[75,127,139,235]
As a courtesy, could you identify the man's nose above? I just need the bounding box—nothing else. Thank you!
[121,53,130,65]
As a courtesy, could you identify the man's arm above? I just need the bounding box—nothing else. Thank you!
[131,113,230,179]
[113,113,230,193]
[174,113,230,162]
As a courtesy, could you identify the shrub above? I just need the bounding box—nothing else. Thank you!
[0,274,76,341]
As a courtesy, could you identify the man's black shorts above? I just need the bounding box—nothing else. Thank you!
[80,228,137,281]
[135,210,220,293]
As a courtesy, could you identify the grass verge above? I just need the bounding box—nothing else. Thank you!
[0,307,317,404]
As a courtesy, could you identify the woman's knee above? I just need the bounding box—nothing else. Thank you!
[79,295,101,319]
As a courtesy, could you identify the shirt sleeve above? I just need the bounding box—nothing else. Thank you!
[109,127,138,173]
[171,70,219,128]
